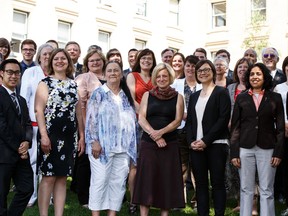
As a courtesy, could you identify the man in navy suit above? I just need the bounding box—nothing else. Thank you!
[262,47,287,88]
[0,59,33,216]
[65,41,83,78]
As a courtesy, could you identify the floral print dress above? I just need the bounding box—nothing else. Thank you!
[37,77,78,176]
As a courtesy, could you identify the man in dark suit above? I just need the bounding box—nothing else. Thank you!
[262,47,287,88]
[65,41,83,78]
[123,48,138,78]
[0,59,33,216]
[216,49,234,80]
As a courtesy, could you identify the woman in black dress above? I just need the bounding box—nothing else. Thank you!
[35,48,85,216]
[133,62,185,216]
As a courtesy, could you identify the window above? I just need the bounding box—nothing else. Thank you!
[212,2,226,28]
[136,0,147,16]
[251,0,266,21]
[169,0,180,26]
[11,10,28,53]
[135,39,146,50]
[98,31,110,53]
[57,21,71,48]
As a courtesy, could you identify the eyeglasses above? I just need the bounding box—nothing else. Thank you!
[140,57,153,61]
[244,53,255,57]
[197,68,211,74]
[263,53,276,58]
[88,59,102,63]
[22,48,35,52]
[4,69,21,76]
[215,64,225,68]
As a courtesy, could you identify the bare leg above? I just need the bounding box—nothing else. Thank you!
[107,210,117,216]
[92,210,100,216]
[53,176,67,216]
[128,163,137,202]
[38,176,56,216]
[140,205,149,216]
[160,209,169,216]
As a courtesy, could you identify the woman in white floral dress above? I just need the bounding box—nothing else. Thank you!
[35,48,85,216]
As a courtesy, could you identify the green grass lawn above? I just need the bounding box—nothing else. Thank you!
[8,178,287,216]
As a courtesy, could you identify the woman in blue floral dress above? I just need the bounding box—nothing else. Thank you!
[35,48,85,216]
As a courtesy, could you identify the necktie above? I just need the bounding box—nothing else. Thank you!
[11,93,21,116]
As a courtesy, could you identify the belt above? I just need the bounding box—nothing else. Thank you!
[31,121,38,127]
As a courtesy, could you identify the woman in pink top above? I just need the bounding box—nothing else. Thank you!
[74,49,105,207]
[126,48,156,214]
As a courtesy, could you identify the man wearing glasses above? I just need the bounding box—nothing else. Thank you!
[262,47,286,88]
[0,59,33,216]
[20,39,37,77]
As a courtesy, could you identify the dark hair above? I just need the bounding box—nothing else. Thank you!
[128,48,138,54]
[245,62,273,91]
[47,48,74,78]
[161,48,175,57]
[282,56,288,74]
[216,49,230,61]
[0,58,21,71]
[21,39,37,51]
[87,45,102,53]
[106,48,123,69]
[46,39,59,48]
[65,41,81,53]
[233,57,252,83]
[0,38,11,59]
[132,48,157,74]
[82,49,106,73]
[193,48,207,57]
[195,59,216,84]
[104,60,135,108]
[184,55,199,65]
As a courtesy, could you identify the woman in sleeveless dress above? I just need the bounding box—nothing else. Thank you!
[35,48,85,216]
[133,63,185,216]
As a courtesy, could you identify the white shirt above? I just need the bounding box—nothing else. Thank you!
[20,66,46,121]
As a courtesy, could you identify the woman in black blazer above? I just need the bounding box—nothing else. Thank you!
[230,63,285,216]
[186,60,231,216]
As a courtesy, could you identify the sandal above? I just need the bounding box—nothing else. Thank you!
[128,203,137,215]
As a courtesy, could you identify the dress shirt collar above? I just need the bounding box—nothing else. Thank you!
[2,84,16,95]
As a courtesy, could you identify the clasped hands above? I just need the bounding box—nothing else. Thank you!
[149,129,167,148]
[18,141,29,159]
[191,139,206,151]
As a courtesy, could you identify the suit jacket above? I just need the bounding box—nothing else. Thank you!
[75,63,83,78]
[273,69,286,88]
[186,86,231,146]
[230,90,285,159]
[0,86,32,164]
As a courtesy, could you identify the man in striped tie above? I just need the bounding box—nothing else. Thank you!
[0,58,33,216]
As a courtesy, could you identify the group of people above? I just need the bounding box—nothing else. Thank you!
[0,36,288,216]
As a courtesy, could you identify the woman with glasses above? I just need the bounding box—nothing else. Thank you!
[186,59,231,216]
[73,50,105,207]
[230,63,284,216]
[126,48,156,214]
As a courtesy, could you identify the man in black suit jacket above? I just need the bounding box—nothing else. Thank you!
[0,59,33,216]
[65,41,83,78]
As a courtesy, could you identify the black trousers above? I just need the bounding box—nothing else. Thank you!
[76,154,91,205]
[190,144,228,216]
[0,158,33,216]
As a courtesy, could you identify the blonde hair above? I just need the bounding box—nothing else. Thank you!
[151,63,175,86]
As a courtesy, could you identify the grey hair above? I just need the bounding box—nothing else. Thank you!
[261,47,279,58]
[213,56,228,68]
[35,43,54,65]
